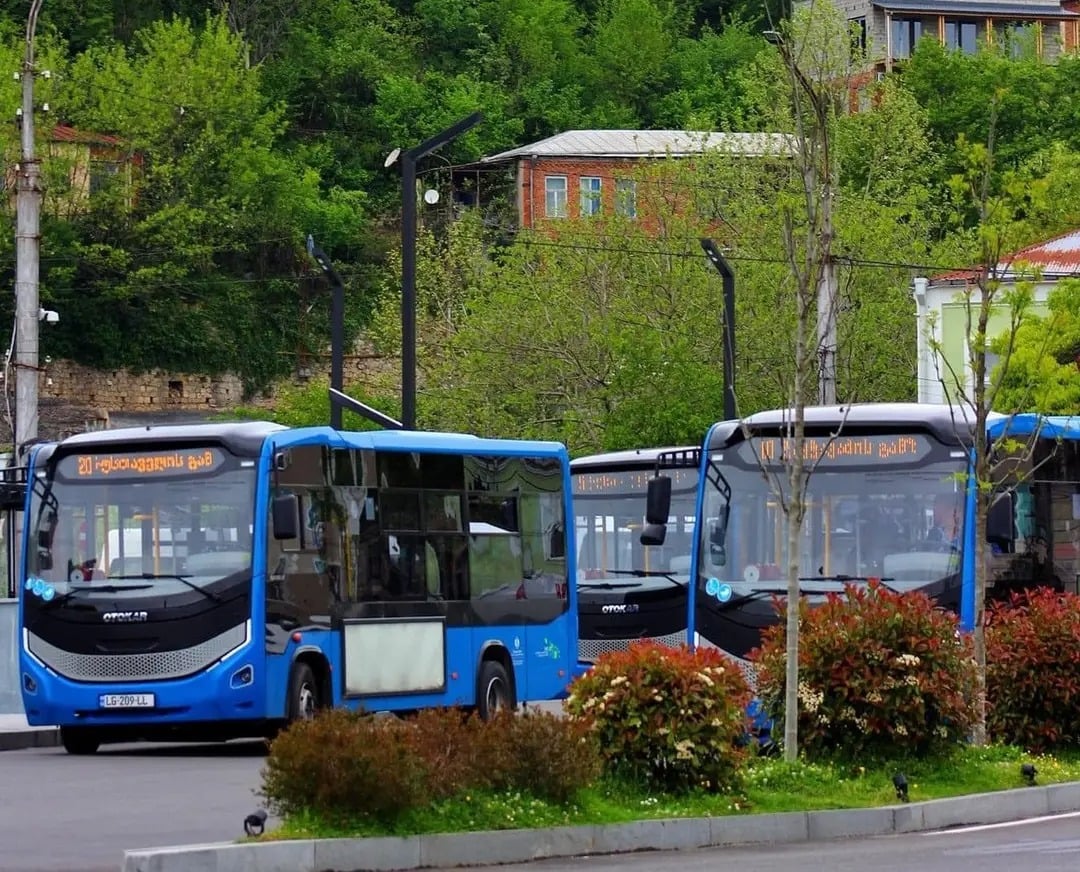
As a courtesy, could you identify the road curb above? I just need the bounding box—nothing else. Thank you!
[120,780,1080,872]
[0,727,60,752]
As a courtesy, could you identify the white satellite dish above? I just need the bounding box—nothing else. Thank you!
[423,188,440,204]
[383,147,401,168]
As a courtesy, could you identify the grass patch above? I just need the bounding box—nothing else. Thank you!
[259,743,1080,842]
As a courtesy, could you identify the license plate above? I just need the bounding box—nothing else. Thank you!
[98,693,155,709]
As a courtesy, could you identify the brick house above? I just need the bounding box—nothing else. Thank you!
[476,129,792,232]
[834,0,1080,72]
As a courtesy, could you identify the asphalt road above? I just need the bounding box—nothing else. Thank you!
[0,740,269,872]
[485,812,1080,872]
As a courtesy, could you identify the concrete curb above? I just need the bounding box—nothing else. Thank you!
[0,726,60,752]
[121,780,1080,872]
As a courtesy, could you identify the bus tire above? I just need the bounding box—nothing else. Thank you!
[287,662,319,724]
[477,660,513,721]
[60,727,100,755]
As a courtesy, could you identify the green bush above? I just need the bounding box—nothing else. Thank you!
[261,709,427,822]
[752,580,977,761]
[987,588,1080,751]
[262,705,601,822]
[565,641,752,793]
[486,707,602,803]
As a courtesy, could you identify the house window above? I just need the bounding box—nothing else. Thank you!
[998,20,1035,57]
[580,176,602,217]
[891,18,922,59]
[89,160,122,195]
[545,176,567,218]
[851,17,868,55]
[944,19,979,54]
[615,179,636,219]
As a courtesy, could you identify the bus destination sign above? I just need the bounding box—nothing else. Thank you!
[573,467,698,495]
[61,448,227,480]
[736,433,936,467]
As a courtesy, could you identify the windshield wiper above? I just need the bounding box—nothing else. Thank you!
[111,573,225,604]
[45,583,154,607]
[586,568,686,588]
[798,575,898,591]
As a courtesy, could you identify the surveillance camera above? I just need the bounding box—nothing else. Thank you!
[38,308,59,324]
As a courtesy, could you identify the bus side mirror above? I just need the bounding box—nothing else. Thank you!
[709,507,730,567]
[37,510,57,551]
[272,494,300,541]
[641,476,672,546]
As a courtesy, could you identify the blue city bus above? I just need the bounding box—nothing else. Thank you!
[17,422,578,754]
[642,404,987,674]
[571,447,698,664]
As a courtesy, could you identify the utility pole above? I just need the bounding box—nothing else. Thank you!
[817,229,838,406]
[764,28,839,407]
[14,0,44,457]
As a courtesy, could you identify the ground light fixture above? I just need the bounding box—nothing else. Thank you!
[892,772,909,802]
[1021,763,1037,785]
[243,809,267,836]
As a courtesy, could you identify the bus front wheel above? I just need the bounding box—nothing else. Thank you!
[477,660,513,721]
[287,662,319,723]
[60,727,100,755]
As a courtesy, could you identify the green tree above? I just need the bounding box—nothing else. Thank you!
[44,14,369,389]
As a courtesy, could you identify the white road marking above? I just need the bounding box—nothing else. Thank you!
[923,810,1080,836]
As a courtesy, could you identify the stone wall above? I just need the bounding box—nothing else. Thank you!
[36,340,396,414]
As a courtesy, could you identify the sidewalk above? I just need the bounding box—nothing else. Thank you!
[0,713,60,751]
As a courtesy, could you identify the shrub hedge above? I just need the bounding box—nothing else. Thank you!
[752,580,977,761]
[565,641,752,793]
[261,706,600,822]
[987,588,1080,751]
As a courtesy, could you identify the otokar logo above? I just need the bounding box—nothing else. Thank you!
[601,604,640,614]
[102,611,149,623]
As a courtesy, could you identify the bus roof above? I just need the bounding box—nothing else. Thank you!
[41,422,568,462]
[41,421,286,459]
[571,445,697,470]
[271,426,569,459]
[709,403,986,450]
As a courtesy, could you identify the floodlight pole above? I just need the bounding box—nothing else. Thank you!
[700,239,736,421]
[395,111,482,430]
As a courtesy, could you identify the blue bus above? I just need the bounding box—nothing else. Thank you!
[642,404,996,674]
[571,447,698,664]
[18,422,578,754]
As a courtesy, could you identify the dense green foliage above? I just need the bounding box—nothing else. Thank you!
[1,1,1078,437]
[751,581,978,761]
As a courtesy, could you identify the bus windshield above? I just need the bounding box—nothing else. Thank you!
[699,437,967,602]
[25,446,257,611]
[574,467,698,587]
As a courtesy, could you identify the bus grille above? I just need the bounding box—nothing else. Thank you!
[27,623,248,683]
[578,630,688,664]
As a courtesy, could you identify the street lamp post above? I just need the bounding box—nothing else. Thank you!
[385,111,483,430]
[305,236,345,429]
[700,238,737,421]
[306,235,405,431]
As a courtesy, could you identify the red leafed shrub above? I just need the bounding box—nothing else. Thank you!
[751,581,977,761]
[987,588,1080,751]
[261,708,427,821]
[262,706,601,821]
[565,641,752,793]
[481,708,602,802]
